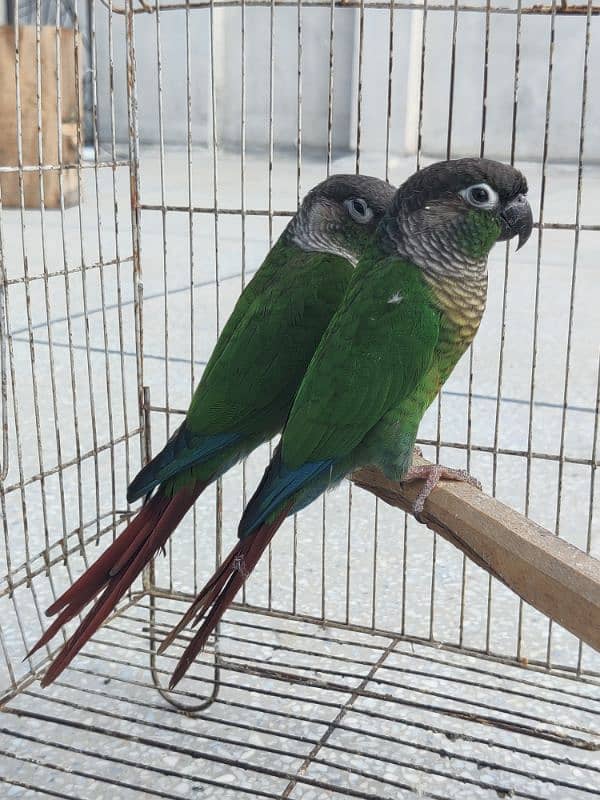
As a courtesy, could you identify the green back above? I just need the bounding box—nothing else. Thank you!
[281,245,441,469]
[187,239,354,438]
[129,237,358,500]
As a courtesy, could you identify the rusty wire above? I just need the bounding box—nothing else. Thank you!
[0,0,599,794]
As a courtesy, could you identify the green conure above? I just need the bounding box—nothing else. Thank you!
[32,174,396,686]
[166,158,534,688]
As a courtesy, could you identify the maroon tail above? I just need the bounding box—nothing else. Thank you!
[30,481,206,687]
[167,510,288,689]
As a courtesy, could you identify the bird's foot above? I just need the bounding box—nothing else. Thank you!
[401,464,481,523]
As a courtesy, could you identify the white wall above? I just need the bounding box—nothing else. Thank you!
[94,8,210,147]
[418,11,600,162]
[95,4,357,152]
[215,6,357,153]
[94,3,600,162]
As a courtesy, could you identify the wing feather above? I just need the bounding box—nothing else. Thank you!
[282,257,440,468]
[127,246,352,500]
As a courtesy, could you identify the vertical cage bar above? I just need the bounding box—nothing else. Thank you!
[428,0,460,644]
[325,0,335,177]
[125,0,145,477]
[33,0,70,567]
[521,0,557,663]
[53,1,85,558]
[578,354,600,674]
[456,0,492,649]
[267,0,275,249]
[208,0,224,595]
[152,0,174,590]
[354,0,364,175]
[415,0,427,171]
[87,0,118,542]
[296,0,303,206]
[107,0,133,511]
[73,0,104,545]
[488,0,523,655]
[239,0,248,601]
[547,0,592,668]
[384,0,395,182]
[0,193,7,484]
[246,0,276,611]
[184,0,198,594]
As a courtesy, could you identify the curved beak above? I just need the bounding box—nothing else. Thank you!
[498,194,533,250]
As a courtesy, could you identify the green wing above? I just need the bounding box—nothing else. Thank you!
[281,255,440,469]
[128,241,353,500]
[186,245,353,437]
[198,247,287,388]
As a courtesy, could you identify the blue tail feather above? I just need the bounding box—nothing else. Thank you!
[239,448,334,539]
[127,423,240,503]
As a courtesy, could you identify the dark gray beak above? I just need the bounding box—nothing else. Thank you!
[498,194,533,250]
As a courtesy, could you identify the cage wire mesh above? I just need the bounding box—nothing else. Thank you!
[0,0,599,796]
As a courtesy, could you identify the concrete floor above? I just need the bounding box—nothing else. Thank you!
[0,146,599,797]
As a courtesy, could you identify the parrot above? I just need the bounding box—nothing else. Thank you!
[31,174,397,686]
[164,157,534,688]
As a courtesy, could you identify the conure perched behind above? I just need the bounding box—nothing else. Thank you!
[165,158,534,688]
[32,174,396,685]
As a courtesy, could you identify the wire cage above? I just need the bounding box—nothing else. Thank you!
[1,0,600,796]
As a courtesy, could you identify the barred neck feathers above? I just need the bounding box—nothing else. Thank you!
[383,212,491,345]
[286,204,360,266]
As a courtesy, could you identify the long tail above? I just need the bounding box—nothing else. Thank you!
[30,480,206,687]
[164,509,288,689]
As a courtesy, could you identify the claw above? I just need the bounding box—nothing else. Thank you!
[401,464,481,522]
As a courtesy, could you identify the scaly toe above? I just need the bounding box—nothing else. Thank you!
[443,468,482,491]
[403,464,481,523]
[412,495,428,524]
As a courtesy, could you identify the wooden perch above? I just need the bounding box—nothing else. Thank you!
[352,456,600,654]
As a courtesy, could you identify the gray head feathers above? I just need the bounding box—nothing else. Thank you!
[389,158,528,219]
[288,174,396,264]
[381,157,531,340]
[303,174,396,219]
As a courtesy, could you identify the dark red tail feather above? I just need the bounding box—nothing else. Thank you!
[31,481,206,686]
[45,501,166,619]
[167,509,288,689]
[157,544,241,656]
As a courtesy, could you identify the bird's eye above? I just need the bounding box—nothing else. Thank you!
[460,183,498,210]
[345,197,374,224]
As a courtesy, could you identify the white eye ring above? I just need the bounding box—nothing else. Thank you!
[460,183,498,210]
[344,197,374,224]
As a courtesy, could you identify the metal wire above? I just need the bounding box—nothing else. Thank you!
[0,195,8,483]
[5,598,600,798]
[0,0,599,795]
[95,0,600,15]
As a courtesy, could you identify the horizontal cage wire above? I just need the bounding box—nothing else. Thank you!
[0,0,599,796]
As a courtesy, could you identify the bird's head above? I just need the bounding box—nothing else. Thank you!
[288,174,396,265]
[383,158,533,270]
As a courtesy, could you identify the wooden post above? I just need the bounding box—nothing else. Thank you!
[352,456,600,654]
[0,25,81,209]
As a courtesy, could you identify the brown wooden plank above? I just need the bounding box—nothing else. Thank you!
[0,25,80,209]
[352,456,600,654]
